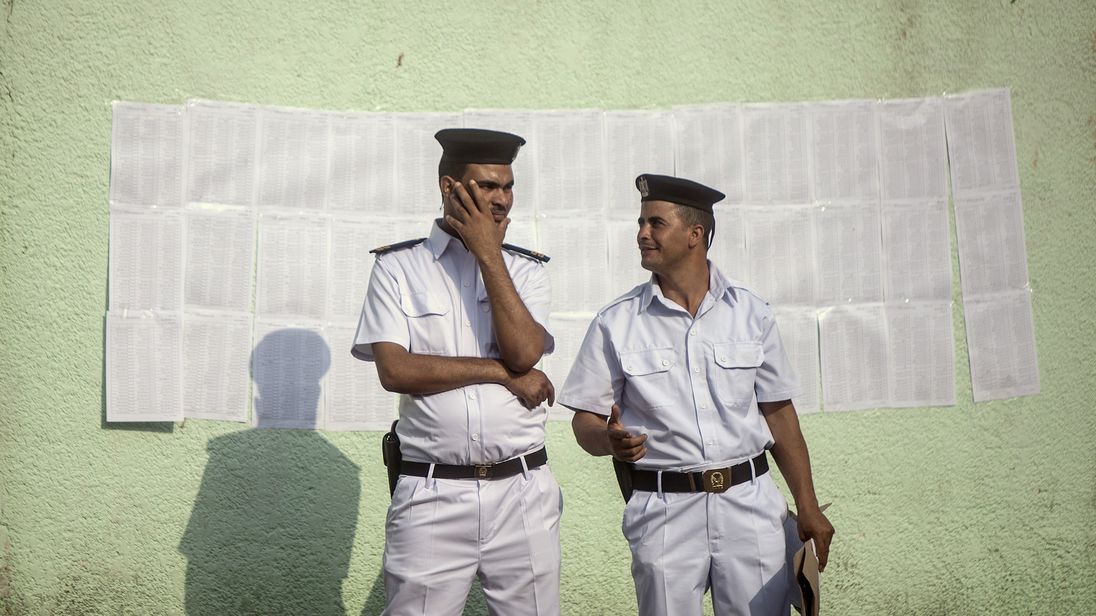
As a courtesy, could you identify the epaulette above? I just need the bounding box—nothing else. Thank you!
[502,243,550,263]
[599,283,646,314]
[370,238,426,255]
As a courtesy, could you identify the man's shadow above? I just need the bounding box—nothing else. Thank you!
[179,328,360,616]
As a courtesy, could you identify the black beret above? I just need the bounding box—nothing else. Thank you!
[635,174,726,213]
[435,128,526,165]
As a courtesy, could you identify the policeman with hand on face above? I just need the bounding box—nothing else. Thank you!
[353,128,562,616]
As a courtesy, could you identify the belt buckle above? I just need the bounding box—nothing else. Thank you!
[474,464,492,479]
[702,468,729,493]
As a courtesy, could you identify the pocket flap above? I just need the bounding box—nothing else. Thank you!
[620,348,675,376]
[713,341,763,368]
[400,292,450,317]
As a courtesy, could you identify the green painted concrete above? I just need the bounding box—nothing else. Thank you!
[1,1,1094,614]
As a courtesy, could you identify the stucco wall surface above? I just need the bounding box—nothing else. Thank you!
[1,1,1094,614]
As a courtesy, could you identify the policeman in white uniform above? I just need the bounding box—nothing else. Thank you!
[353,128,561,616]
[559,174,834,616]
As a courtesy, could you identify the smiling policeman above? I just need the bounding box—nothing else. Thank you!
[559,174,834,616]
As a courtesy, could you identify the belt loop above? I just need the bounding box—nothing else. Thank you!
[748,456,757,485]
[426,463,436,490]
[656,470,665,500]
[519,453,530,480]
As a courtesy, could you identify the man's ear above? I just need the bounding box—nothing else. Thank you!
[439,175,454,196]
[688,224,705,249]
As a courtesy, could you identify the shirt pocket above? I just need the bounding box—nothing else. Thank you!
[711,341,763,409]
[620,347,676,409]
[399,292,451,355]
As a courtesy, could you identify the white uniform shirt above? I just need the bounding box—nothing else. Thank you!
[558,263,800,471]
[353,221,554,465]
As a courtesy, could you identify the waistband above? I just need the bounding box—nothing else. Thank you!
[400,447,548,480]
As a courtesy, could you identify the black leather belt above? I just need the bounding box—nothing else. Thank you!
[400,447,548,480]
[631,452,769,493]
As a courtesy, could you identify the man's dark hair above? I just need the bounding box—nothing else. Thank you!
[674,204,716,249]
[438,160,468,180]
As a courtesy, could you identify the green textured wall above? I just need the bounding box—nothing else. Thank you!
[2,1,1094,614]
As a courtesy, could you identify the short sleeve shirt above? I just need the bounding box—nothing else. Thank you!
[558,263,800,471]
[353,221,554,465]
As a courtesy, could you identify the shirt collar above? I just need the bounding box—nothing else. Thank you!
[426,219,462,261]
[640,261,735,313]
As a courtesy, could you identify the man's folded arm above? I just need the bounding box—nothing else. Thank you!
[371,341,511,395]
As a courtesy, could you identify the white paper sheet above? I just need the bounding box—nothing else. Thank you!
[604,110,675,212]
[251,321,329,429]
[183,311,253,422]
[542,313,596,422]
[881,199,952,302]
[886,302,956,407]
[672,104,744,203]
[819,303,888,411]
[184,207,255,312]
[185,100,258,206]
[877,97,948,202]
[108,207,184,311]
[814,202,884,305]
[256,213,329,320]
[394,112,463,216]
[963,290,1040,402]
[327,216,415,325]
[773,306,821,414]
[503,215,539,253]
[809,100,880,202]
[324,324,398,431]
[741,103,811,205]
[256,107,329,210]
[462,109,540,214]
[954,189,1030,299]
[105,310,183,422]
[710,204,748,282]
[109,102,186,207]
[327,112,397,213]
[606,217,647,296]
[743,205,816,305]
[537,215,612,312]
[943,88,1020,196]
[533,110,607,214]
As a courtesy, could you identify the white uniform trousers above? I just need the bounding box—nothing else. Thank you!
[623,471,791,616]
[382,465,562,616]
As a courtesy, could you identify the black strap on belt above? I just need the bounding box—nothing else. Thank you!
[631,452,769,493]
[400,447,548,480]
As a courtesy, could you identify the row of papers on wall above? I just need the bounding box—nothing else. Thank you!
[105,88,1038,428]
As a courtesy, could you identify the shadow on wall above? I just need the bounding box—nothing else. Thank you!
[179,329,360,616]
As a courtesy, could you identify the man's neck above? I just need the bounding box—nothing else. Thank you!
[654,259,710,317]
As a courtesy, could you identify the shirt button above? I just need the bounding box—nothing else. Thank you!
[481,304,490,313]
[661,359,669,367]
[700,403,708,409]
[720,356,728,362]
[465,320,471,327]
[463,282,470,288]
[690,330,697,337]
[468,393,476,400]
[706,439,714,445]
[693,367,701,373]
[471,433,480,441]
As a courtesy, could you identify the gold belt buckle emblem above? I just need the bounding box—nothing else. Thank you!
[702,468,729,493]
[475,465,492,479]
